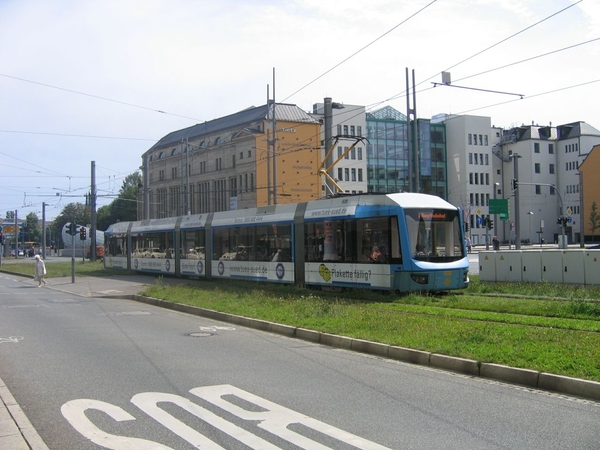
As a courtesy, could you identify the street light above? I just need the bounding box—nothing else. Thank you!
[528,211,534,245]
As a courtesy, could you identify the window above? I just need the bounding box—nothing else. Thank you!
[337,125,342,135]
[344,168,349,181]
[474,154,478,165]
[475,193,479,206]
[216,158,222,170]
[479,135,483,145]
[468,134,472,145]
[250,173,255,191]
[351,168,356,181]
[343,125,348,135]
[248,150,252,158]
[534,142,540,153]
[485,154,489,165]
[232,154,236,168]
[159,169,165,181]
[337,168,343,181]
[469,173,473,184]
[549,143,554,154]
[357,147,363,160]
[337,146,343,158]
[344,147,349,159]
[473,133,477,145]
[351,148,356,159]
[240,152,243,160]
[475,173,479,185]
[479,154,483,165]
[535,185,541,195]
[172,167,178,179]
[485,194,490,206]
[350,125,355,136]
[357,126,362,137]
[358,168,363,182]
[484,135,488,146]
[468,153,473,164]
[534,163,540,174]
[549,164,555,174]
[470,193,474,205]
[485,173,489,185]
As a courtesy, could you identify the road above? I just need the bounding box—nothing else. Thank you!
[0,272,599,449]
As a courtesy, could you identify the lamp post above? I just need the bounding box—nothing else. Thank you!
[528,211,534,245]
[509,153,522,249]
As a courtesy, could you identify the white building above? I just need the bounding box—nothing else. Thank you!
[444,114,600,246]
[312,102,368,195]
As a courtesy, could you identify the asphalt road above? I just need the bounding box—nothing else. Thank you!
[1,272,599,449]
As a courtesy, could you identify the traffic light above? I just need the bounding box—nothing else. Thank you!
[487,219,494,230]
[68,223,76,236]
[482,217,487,227]
[464,222,469,232]
[511,178,518,190]
[80,226,87,240]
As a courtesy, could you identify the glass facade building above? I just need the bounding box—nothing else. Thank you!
[366,106,447,198]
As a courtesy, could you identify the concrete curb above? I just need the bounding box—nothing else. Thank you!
[130,294,600,403]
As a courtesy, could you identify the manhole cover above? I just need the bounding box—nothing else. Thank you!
[186,332,214,338]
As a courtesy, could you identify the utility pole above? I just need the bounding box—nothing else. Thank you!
[510,153,522,249]
[324,97,334,195]
[91,161,97,261]
[406,68,419,192]
[42,202,46,259]
[272,67,278,205]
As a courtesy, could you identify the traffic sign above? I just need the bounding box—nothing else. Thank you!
[489,198,509,215]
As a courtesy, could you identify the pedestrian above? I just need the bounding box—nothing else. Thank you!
[492,235,500,251]
[34,255,47,287]
[466,237,472,253]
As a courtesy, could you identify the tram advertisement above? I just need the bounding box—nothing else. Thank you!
[305,262,391,289]
[213,260,294,283]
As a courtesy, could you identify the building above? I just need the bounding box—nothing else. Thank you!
[366,106,447,197]
[444,114,600,246]
[311,102,368,195]
[140,103,322,219]
[578,144,600,243]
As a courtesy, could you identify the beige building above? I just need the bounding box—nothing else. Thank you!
[140,102,322,219]
[579,144,600,243]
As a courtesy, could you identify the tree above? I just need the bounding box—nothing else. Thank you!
[25,212,41,242]
[590,201,599,243]
[52,202,91,248]
[108,171,141,223]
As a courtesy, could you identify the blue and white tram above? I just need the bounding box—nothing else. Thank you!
[104,193,469,293]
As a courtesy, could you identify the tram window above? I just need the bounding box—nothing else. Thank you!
[181,230,205,260]
[130,232,173,258]
[356,217,396,263]
[107,235,126,257]
[214,224,292,262]
[305,223,325,262]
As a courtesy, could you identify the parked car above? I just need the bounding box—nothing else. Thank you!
[9,249,24,257]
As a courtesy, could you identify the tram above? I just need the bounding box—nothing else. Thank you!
[104,193,470,293]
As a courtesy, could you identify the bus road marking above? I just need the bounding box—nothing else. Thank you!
[62,384,392,449]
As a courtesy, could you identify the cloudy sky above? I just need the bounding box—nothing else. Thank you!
[1,0,598,222]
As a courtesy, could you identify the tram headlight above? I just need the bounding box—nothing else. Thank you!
[410,273,429,285]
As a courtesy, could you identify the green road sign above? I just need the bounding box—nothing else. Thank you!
[489,198,509,215]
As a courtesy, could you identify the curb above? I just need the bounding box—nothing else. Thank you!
[129,294,600,403]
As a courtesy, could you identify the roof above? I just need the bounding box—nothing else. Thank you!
[556,122,600,140]
[367,106,407,121]
[148,102,319,151]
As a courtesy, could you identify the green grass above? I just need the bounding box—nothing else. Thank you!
[3,261,600,382]
[0,259,132,278]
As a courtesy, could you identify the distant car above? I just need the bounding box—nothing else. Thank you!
[10,249,24,257]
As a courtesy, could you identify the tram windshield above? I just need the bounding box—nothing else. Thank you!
[404,208,464,262]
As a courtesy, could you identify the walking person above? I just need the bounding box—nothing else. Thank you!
[34,254,47,287]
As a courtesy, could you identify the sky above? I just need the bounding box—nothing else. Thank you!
[1,0,599,223]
